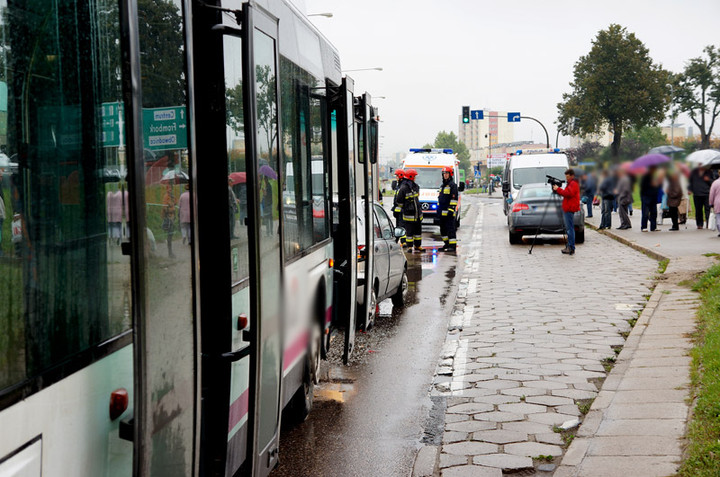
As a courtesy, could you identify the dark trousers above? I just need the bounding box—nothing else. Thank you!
[693,195,710,228]
[669,206,679,229]
[641,198,657,231]
[600,198,613,228]
[404,220,422,248]
[585,197,593,217]
[618,202,631,228]
[439,214,457,249]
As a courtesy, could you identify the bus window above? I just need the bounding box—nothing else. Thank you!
[309,96,329,243]
[0,0,130,392]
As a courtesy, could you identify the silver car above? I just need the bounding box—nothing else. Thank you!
[507,183,585,244]
[357,201,409,330]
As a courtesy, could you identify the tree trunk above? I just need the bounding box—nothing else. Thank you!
[701,132,710,149]
[611,125,622,161]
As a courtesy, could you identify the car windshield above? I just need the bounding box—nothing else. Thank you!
[513,167,566,189]
[519,186,553,199]
[413,168,443,189]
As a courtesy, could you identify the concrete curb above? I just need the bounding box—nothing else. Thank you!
[584,220,670,262]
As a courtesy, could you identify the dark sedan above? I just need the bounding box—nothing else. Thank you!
[507,183,585,244]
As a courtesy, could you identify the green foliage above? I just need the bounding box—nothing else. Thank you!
[568,141,602,164]
[557,24,670,160]
[673,46,720,149]
[624,126,666,150]
[680,263,720,476]
[138,0,185,108]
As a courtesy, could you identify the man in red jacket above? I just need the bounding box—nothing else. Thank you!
[552,168,581,255]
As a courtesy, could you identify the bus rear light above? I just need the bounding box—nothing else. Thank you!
[110,388,129,421]
[512,203,529,213]
[237,313,248,331]
[328,258,334,268]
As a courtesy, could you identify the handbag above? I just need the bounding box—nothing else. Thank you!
[710,212,717,231]
[592,196,600,206]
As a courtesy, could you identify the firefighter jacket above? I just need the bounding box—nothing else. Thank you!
[438,178,459,218]
[395,180,421,222]
[392,179,405,219]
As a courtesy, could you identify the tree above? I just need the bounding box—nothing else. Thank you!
[557,24,670,161]
[673,46,720,149]
[567,141,602,164]
[624,126,666,151]
[431,131,471,175]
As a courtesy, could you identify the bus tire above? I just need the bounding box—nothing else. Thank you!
[287,352,314,423]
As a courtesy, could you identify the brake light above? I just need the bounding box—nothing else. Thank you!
[357,245,366,262]
[109,388,129,420]
[512,203,529,213]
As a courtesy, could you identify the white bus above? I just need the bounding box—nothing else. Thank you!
[0,1,378,476]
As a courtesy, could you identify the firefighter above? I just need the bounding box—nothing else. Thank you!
[438,166,459,252]
[397,168,423,251]
[392,169,407,245]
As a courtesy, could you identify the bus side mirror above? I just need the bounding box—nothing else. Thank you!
[458,182,465,192]
[502,182,510,193]
[391,180,397,190]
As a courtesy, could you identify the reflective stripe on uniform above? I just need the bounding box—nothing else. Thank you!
[449,200,458,206]
[449,239,457,244]
[403,216,416,221]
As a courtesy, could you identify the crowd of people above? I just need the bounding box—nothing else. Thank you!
[578,164,720,236]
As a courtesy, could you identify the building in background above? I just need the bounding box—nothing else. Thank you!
[458,110,514,151]
[569,128,613,148]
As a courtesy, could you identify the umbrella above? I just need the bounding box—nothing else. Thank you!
[685,149,720,167]
[631,153,670,169]
[620,161,645,175]
[229,172,247,185]
[160,170,189,183]
[707,156,720,169]
[648,145,684,155]
[675,161,691,178]
[258,164,278,180]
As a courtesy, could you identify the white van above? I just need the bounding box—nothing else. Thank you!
[501,150,570,215]
[402,148,465,226]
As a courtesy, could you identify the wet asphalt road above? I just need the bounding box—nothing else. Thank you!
[270,197,483,477]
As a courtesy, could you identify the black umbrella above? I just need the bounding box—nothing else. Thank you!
[648,145,684,155]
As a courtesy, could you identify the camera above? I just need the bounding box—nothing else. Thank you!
[546,175,563,188]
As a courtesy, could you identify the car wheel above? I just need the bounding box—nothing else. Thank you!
[576,229,585,244]
[362,287,377,331]
[509,231,522,244]
[391,269,409,308]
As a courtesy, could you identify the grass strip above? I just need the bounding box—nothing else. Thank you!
[679,262,720,476]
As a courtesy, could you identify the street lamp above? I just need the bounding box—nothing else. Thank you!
[342,67,383,72]
[307,12,333,17]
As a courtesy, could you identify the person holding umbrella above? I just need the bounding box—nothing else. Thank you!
[640,166,661,232]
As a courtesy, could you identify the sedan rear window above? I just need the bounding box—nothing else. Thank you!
[513,167,566,189]
[519,187,553,199]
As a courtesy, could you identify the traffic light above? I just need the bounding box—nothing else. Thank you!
[462,106,470,124]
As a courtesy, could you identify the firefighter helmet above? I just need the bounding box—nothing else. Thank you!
[394,168,405,179]
[442,166,454,176]
[404,168,418,180]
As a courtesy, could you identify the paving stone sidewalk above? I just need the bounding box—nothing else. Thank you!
[416,200,661,476]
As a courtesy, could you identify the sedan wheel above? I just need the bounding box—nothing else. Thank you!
[392,270,409,308]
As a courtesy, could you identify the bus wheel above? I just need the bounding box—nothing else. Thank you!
[310,321,322,385]
[288,352,314,423]
[364,287,377,331]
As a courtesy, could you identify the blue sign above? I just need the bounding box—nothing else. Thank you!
[508,112,521,122]
[471,110,484,120]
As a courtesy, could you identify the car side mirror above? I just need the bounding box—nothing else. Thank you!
[391,180,397,190]
[458,182,465,192]
[394,227,405,241]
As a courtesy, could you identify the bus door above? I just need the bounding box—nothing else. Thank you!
[355,93,374,331]
[192,2,282,476]
[238,5,284,477]
[330,77,358,364]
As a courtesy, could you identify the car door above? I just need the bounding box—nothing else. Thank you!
[371,204,391,298]
[375,204,404,293]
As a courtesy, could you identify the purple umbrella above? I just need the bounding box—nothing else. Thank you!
[631,153,670,170]
[259,164,278,180]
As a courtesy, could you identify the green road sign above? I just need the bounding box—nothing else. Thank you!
[102,101,123,147]
[143,106,187,151]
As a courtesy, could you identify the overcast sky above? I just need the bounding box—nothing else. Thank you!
[301,0,720,157]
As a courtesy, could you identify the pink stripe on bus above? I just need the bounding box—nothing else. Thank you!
[283,330,309,371]
[325,306,332,324]
[228,388,249,433]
